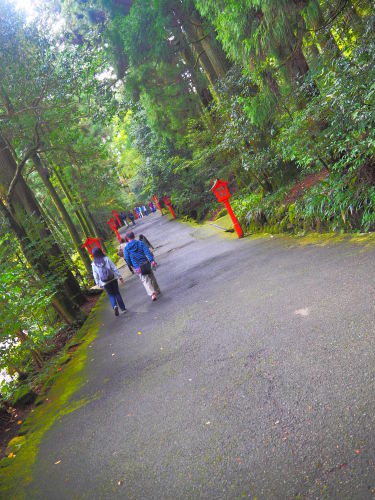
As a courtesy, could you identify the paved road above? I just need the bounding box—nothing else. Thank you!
[27,214,375,498]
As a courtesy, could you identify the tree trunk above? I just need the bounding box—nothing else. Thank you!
[33,154,92,274]
[79,198,107,252]
[172,25,213,107]
[173,4,223,86]
[0,197,83,324]
[188,13,231,79]
[0,132,86,312]
[53,167,91,237]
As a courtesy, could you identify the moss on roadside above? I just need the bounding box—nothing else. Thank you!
[0,296,106,499]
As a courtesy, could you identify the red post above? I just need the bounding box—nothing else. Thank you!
[107,218,121,242]
[210,179,243,239]
[112,210,121,227]
[224,200,243,238]
[152,195,164,215]
[163,195,176,219]
[82,237,104,257]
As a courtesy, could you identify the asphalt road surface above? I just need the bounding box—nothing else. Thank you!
[27,213,375,499]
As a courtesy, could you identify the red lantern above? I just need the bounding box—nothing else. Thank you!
[210,179,243,238]
[82,237,103,257]
[107,217,121,242]
[152,195,164,215]
[111,209,121,227]
[211,179,231,203]
[163,195,176,219]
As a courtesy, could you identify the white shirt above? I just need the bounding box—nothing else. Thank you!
[92,256,121,288]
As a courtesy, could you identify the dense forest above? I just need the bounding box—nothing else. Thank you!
[0,0,374,407]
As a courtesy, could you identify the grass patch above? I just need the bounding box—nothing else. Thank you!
[0,296,106,498]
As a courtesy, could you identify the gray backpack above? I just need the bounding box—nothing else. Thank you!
[97,261,114,283]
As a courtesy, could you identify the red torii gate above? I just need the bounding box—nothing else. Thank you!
[82,237,104,257]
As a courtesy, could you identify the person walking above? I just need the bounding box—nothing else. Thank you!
[139,234,155,261]
[124,231,160,302]
[120,211,129,228]
[118,237,134,274]
[139,234,154,251]
[128,211,136,226]
[92,247,127,316]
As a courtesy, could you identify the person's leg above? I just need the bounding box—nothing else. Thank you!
[111,280,126,311]
[140,272,160,299]
[149,270,160,294]
[139,274,154,296]
[104,283,117,310]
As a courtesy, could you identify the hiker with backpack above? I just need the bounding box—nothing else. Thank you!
[92,247,127,316]
[124,231,161,302]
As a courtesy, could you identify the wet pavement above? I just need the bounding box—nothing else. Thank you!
[26,213,375,499]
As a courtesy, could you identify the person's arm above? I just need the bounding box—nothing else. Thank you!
[106,257,122,281]
[92,265,100,287]
[124,246,133,268]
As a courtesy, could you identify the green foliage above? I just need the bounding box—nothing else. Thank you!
[0,233,59,396]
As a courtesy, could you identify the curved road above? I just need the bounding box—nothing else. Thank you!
[26,214,375,498]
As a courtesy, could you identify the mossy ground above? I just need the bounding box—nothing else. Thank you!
[0,296,106,499]
[197,210,375,248]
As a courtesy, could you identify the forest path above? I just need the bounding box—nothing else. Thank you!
[27,214,375,498]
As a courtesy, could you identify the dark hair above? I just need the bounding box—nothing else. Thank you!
[126,231,135,240]
[139,234,145,241]
[92,247,105,258]
[120,237,126,243]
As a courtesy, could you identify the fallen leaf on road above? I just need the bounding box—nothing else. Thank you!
[275,420,280,425]
[118,480,123,486]
[54,460,61,465]
[17,420,22,425]
[356,449,360,455]
[112,353,115,356]
[282,432,289,442]
[8,452,15,458]
[294,308,309,317]
[137,331,142,335]
[205,421,211,425]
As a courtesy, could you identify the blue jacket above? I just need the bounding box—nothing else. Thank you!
[124,240,154,269]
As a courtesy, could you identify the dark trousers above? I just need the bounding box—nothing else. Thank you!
[104,280,126,310]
